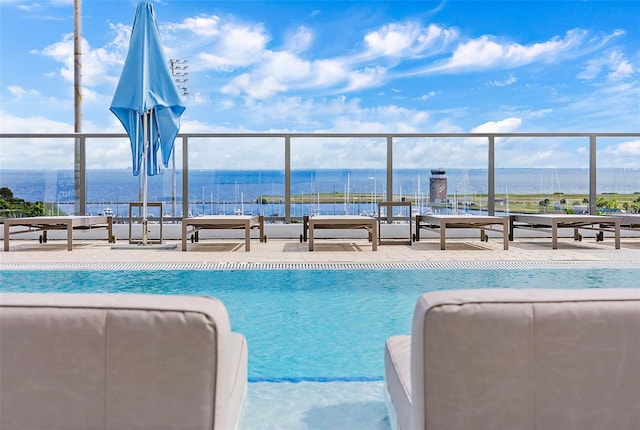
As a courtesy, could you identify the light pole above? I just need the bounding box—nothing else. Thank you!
[169,59,189,96]
[169,59,188,219]
[74,0,83,215]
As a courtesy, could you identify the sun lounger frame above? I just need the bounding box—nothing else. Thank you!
[303,215,378,251]
[509,214,620,249]
[612,214,640,233]
[415,214,509,250]
[182,215,265,251]
[377,201,413,245]
[3,215,113,251]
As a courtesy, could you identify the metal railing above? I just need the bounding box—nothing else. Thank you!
[1,132,638,222]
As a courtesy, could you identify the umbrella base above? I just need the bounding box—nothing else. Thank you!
[111,243,178,250]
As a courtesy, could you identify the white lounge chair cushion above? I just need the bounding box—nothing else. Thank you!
[385,288,640,430]
[384,335,412,430]
[0,293,247,430]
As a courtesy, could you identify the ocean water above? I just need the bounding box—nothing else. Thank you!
[1,167,638,217]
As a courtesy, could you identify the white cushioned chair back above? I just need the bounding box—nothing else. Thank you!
[411,288,640,430]
[0,293,235,430]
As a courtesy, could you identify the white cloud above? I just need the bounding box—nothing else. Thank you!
[16,3,43,12]
[606,51,634,80]
[166,15,221,37]
[38,34,122,87]
[430,29,588,73]
[592,140,640,169]
[525,108,553,119]
[7,85,40,98]
[220,48,360,100]
[365,22,420,56]
[578,50,634,81]
[197,22,269,72]
[0,111,74,169]
[262,51,311,82]
[578,56,605,80]
[0,110,71,133]
[345,66,387,91]
[471,117,522,133]
[364,22,457,57]
[487,74,517,87]
[212,20,460,100]
[417,91,437,101]
[563,81,640,129]
[310,60,348,87]
[286,26,312,53]
[10,0,71,12]
[601,140,640,157]
[221,73,287,100]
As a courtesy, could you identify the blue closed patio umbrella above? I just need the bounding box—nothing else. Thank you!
[110,1,185,245]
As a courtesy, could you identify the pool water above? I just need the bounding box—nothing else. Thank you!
[1,268,638,381]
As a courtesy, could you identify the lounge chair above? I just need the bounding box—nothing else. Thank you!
[384,288,640,430]
[0,293,248,430]
[182,214,265,251]
[509,213,621,249]
[301,215,378,251]
[414,214,509,250]
[4,215,114,251]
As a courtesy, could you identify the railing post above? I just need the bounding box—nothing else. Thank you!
[488,135,495,216]
[285,136,291,223]
[172,147,177,219]
[74,136,86,215]
[589,135,597,215]
[386,136,393,200]
[182,136,189,218]
[386,136,393,222]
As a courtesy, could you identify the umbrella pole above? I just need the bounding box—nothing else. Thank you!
[141,110,149,245]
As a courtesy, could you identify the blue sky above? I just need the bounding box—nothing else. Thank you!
[0,0,638,170]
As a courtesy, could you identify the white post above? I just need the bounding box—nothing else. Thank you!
[141,111,149,244]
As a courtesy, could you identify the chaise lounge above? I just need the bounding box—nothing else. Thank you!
[384,288,640,430]
[0,293,248,430]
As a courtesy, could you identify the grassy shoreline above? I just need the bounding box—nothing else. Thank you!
[256,192,640,214]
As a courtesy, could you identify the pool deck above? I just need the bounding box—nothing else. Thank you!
[1,228,639,268]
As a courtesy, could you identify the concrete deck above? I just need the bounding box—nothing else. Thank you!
[1,223,639,268]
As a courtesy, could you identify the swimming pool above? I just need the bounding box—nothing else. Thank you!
[2,267,638,381]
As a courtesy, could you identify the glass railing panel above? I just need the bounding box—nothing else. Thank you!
[186,137,284,218]
[3,133,639,222]
[82,136,183,220]
[0,137,75,217]
[596,137,640,214]
[393,137,489,215]
[290,137,386,217]
[495,136,589,214]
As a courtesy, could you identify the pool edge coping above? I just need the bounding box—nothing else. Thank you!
[2,261,640,270]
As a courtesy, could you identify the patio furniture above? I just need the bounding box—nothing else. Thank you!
[0,293,248,430]
[614,213,640,233]
[414,214,509,250]
[509,213,620,249]
[377,201,413,245]
[302,215,377,251]
[182,215,265,251]
[3,215,113,251]
[384,288,640,430]
[128,201,164,244]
